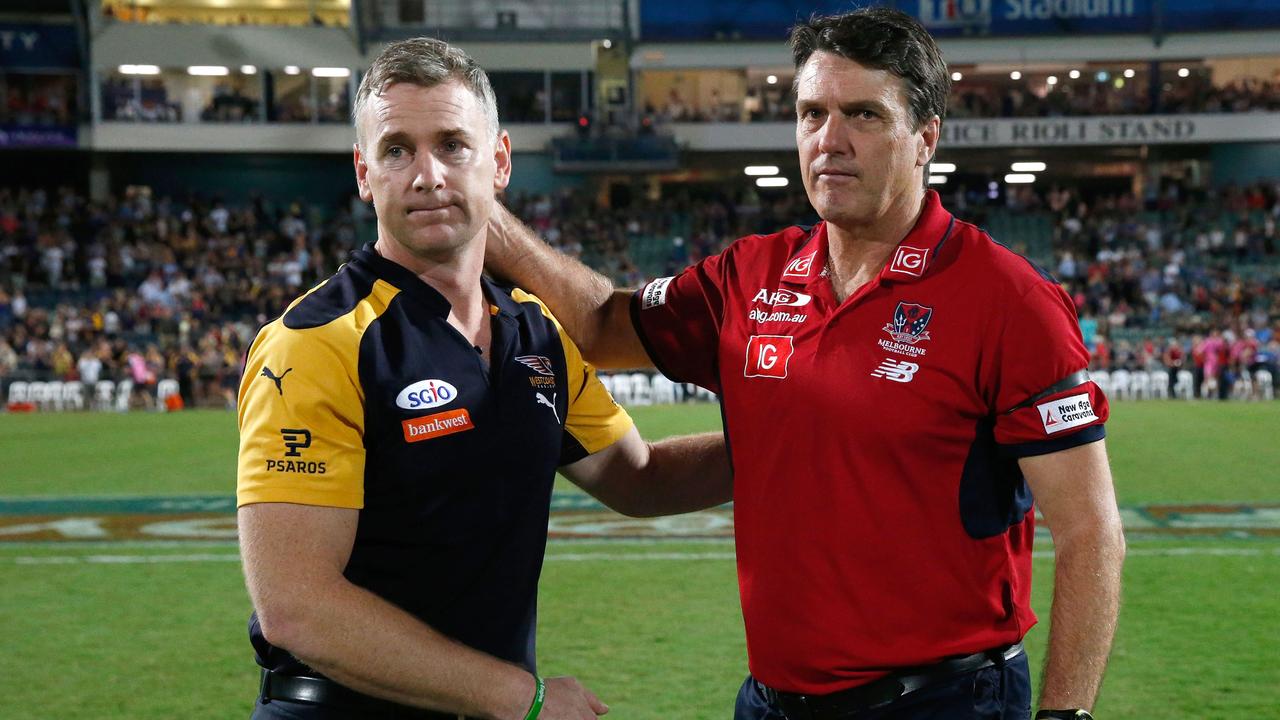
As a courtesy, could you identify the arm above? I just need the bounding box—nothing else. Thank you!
[488,202,650,369]
[561,427,732,517]
[1020,440,1126,713]
[239,502,608,720]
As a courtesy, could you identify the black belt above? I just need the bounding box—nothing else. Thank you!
[758,642,1025,720]
[259,669,472,719]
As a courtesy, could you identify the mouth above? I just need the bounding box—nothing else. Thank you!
[815,170,858,180]
[406,204,456,217]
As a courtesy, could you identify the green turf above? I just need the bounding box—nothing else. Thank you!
[1,402,1278,718]
[2,401,1276,503]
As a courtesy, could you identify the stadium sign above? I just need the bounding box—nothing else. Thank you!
[0,23,80,69]
[940,113,1280,147]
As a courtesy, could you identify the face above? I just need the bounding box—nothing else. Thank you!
[794,51,938,228]
[354,81,510,262]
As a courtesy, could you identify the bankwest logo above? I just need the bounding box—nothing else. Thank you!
[402,409,474,443]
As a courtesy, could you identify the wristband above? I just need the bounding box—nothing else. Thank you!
[1035,711,1094,720]
[522,675,545,720]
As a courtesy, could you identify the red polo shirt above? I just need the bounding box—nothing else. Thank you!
[632,190,1108,694]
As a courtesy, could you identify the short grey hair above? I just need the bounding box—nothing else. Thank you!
[353,37,500,147]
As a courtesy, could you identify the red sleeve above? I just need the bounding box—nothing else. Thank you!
[990,280,1109,456]
[630,250,728,394]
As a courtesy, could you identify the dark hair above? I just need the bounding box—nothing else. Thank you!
[789,7,950,130]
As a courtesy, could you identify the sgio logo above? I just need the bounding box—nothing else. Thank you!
[396,379,459,410]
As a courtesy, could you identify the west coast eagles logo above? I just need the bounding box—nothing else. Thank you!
[516,355,557,388]
[882,302,934,345]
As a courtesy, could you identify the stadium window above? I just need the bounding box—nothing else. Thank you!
[489,72,547,123]
[398,0,424,24]
[551,72,586,122]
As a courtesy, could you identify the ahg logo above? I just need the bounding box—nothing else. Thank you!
[744,335,794,379]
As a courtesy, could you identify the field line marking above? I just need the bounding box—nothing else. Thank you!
[8,546,1280,565]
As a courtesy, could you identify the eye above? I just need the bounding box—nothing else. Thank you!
[442,140,462,153]
[387,146,404,158]
[855,110,877,120]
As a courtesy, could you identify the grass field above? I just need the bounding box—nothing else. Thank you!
[2,402,1278,719]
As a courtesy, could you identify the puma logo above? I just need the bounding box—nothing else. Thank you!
[261,366,293,395]
[535,392,559,423]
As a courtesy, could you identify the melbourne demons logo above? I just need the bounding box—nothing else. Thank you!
[882,302,934,345]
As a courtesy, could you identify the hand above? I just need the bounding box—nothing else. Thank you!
[537,675,609,719]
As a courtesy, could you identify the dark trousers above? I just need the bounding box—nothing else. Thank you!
[734,652,1031,720]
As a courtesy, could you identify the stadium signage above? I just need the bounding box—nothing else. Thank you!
[937,114,1280,148]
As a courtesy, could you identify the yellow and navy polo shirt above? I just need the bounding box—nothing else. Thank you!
[236,243,631,678]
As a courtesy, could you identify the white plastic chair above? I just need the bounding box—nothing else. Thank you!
[157,378,180,407]
[1149,370,1170,400]
[26,382,49,410]
[609,373,634,405]
[61,381,85,411]
[1173,370,1194,400]
[95,380,116,411]
[628,373,654,406]
[1109,370,1131,400]
[1090,370,1111,397]
[6,381,29,404]
[1254,369,1274,400]
[1129,371,1151,400]
[115,380,134,412]
[651,374,677,404]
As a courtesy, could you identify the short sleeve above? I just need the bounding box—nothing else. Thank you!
[990,281,1109,457]
[630,251,728,393]
[236,319,367,508]
[558,327,634,465]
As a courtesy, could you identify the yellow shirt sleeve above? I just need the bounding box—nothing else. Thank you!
[511,289,634,455]
[236,315,368,509]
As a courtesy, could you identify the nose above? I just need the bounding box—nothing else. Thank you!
[815,113,849,156]
[412,153,446,193]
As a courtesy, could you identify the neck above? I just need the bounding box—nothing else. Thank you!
[825,188,927,300]
[374,232,490,345]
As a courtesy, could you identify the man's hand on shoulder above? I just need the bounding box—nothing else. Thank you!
[538,675,609,719]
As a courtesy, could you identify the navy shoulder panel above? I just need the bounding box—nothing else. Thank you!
[283,263,378,330]
[977,228,1058,284]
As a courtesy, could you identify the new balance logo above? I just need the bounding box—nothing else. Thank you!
[870,359,919,383]
[261,366,292,395]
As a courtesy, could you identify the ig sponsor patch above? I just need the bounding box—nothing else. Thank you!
[1037,393,1098,434]
[641,277,674,309]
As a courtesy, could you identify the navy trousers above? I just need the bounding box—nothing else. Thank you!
[734,652,1032,720]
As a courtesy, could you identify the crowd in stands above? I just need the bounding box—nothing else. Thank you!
[655,73,1280,123]
[949,74,1280,119]
[3,74,77,127]
[1,177,1277,409]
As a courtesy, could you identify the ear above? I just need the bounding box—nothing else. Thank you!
[353,142,373,203]
[917,115,941,167]
[492,130,512,192]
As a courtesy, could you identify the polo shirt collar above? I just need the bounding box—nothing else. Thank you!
[778,190,956,288]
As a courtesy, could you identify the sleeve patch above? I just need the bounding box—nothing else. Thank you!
[1036,392,1099,434]
[640,276,674,309]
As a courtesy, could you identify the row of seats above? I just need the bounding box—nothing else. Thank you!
[4,379,181,412]
[4,371,1273,412]
[598,370,1277,406]
[1091,369,1274,401]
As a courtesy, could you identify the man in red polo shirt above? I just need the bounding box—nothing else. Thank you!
[487,8,1124,720]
